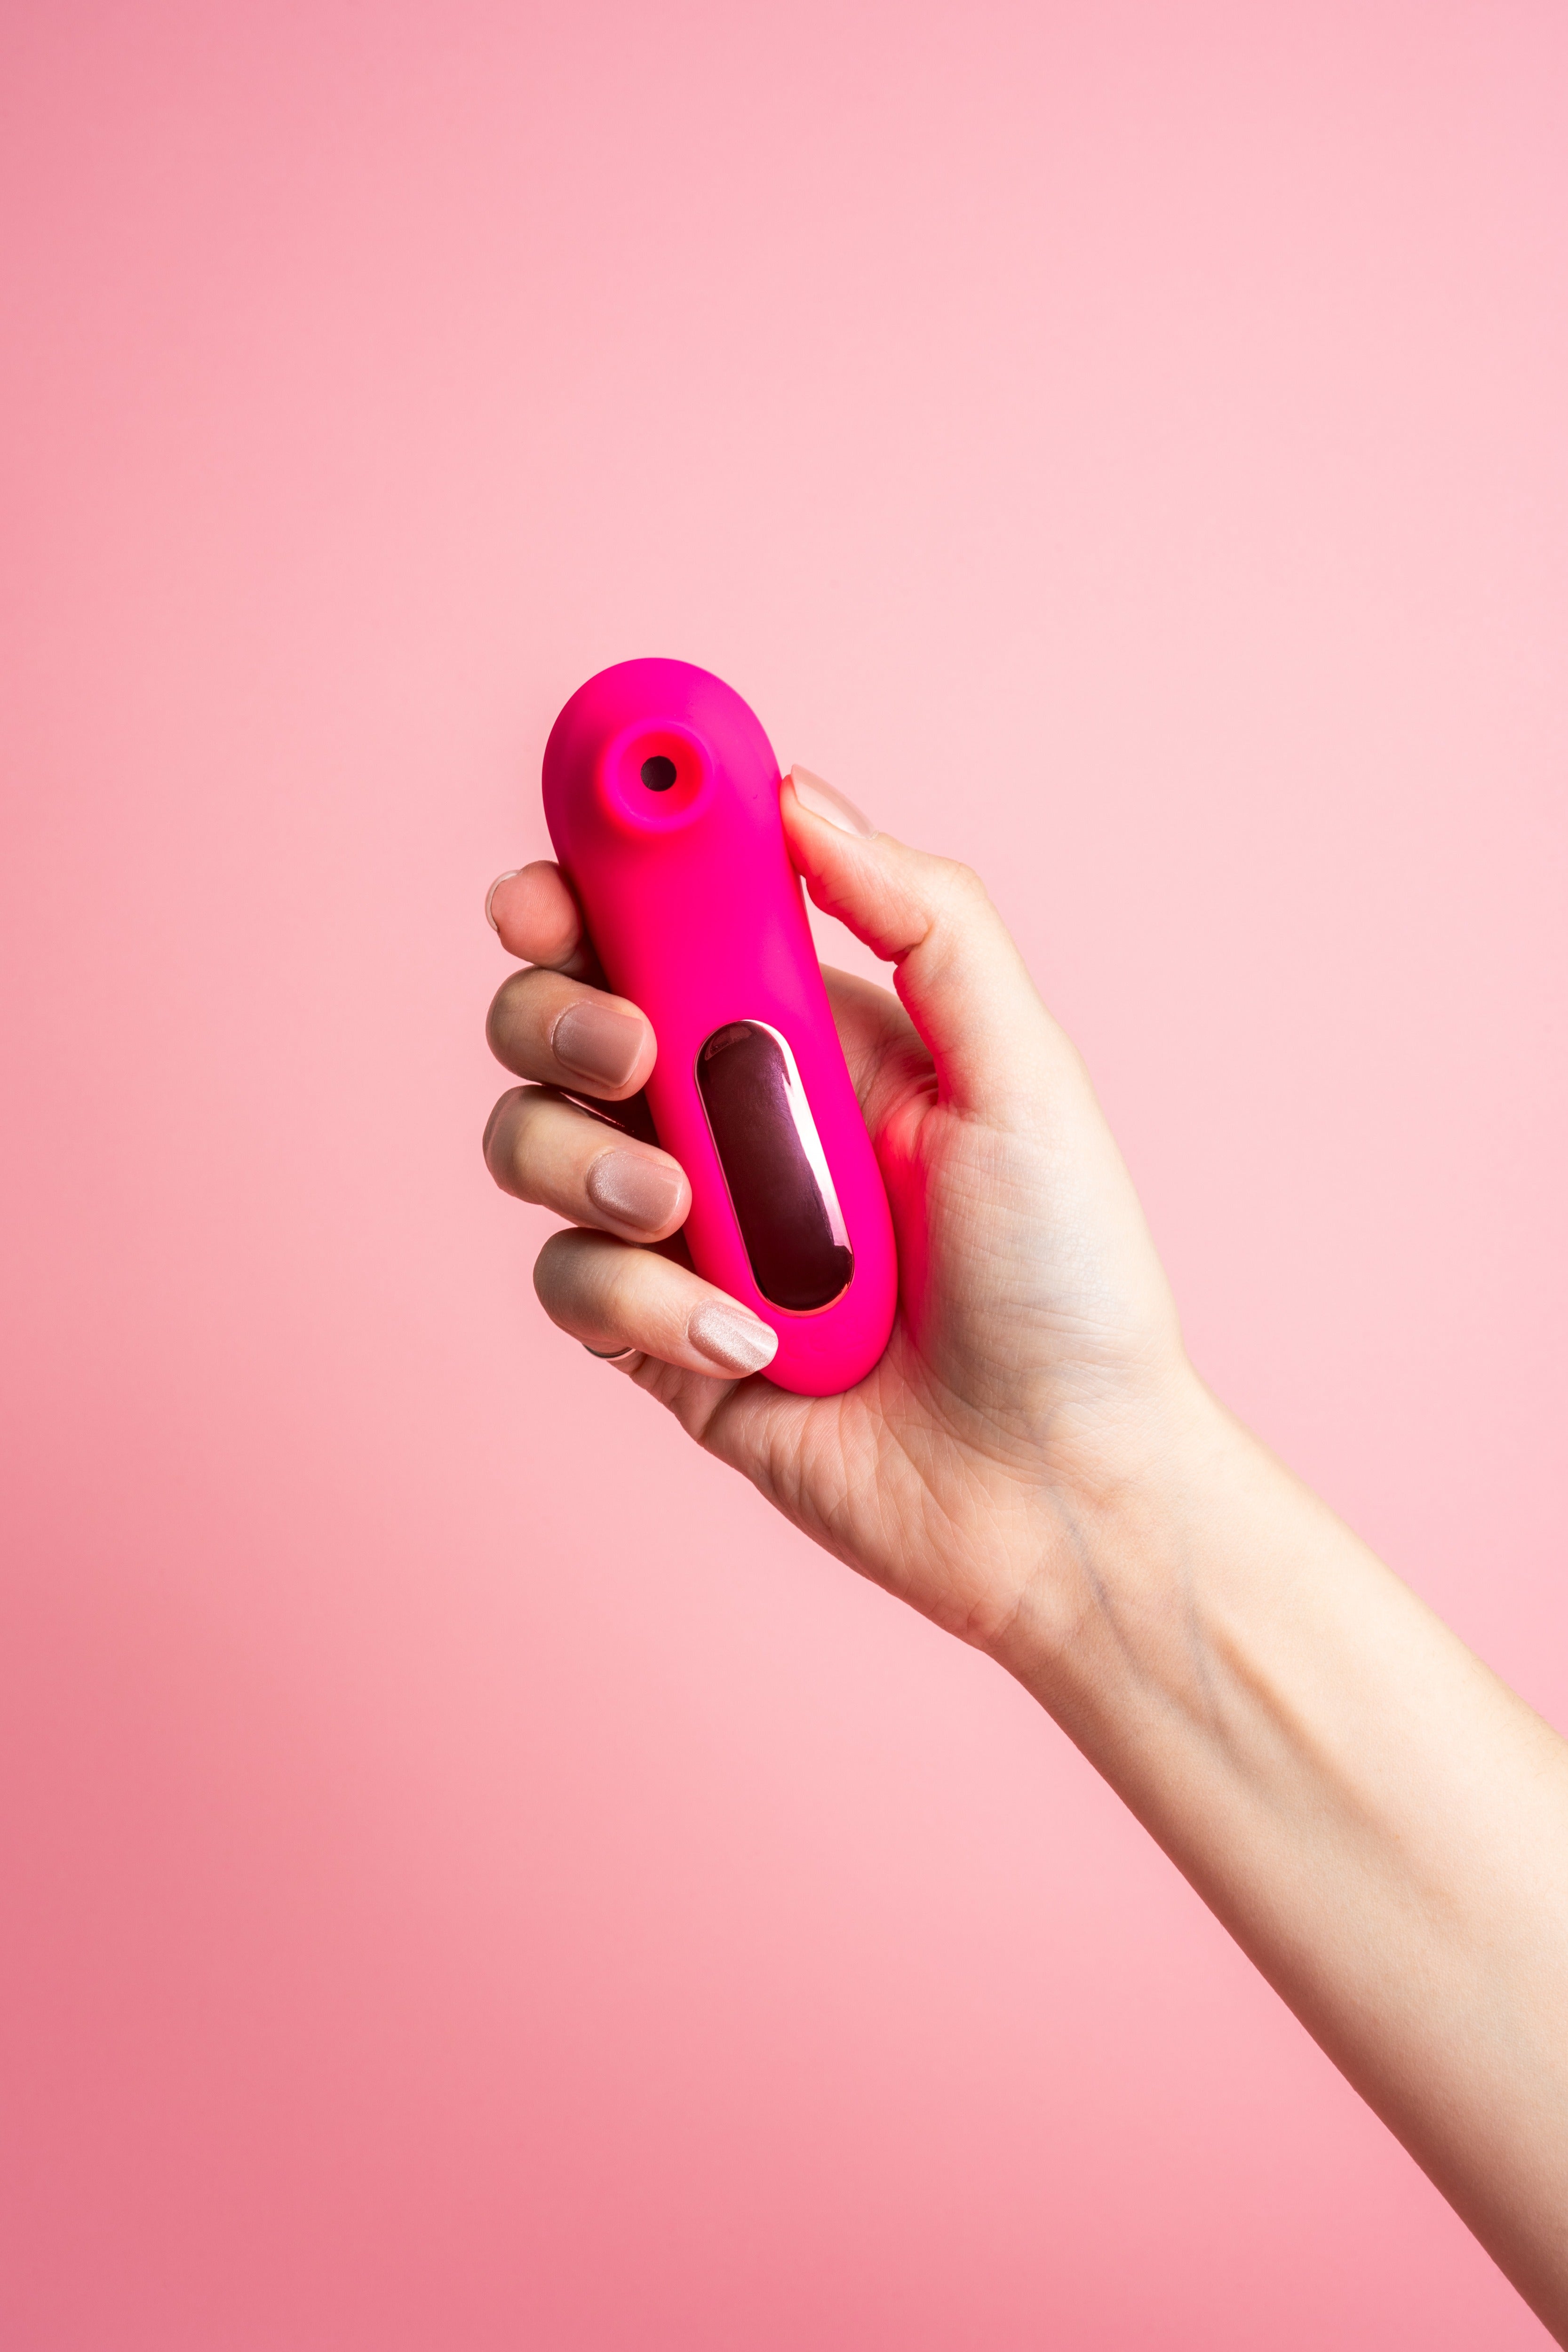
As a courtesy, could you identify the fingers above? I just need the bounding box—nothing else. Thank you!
[484,1088,690,1240]
[486,861,597,978]
[486,966,655,1100]
[534,1227,779,1378]
[781,769,1060,1118]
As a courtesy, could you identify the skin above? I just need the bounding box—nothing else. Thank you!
[484,780,1568,2341]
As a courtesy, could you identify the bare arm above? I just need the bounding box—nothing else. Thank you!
[1011,1387,1568,2334]
[483,773,1568,2341]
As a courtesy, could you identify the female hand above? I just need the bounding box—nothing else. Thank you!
[485,768,1568,2344]
[483,771,1196,1668]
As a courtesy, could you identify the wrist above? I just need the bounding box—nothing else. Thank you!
[985,1370,1268,1727]
[987,1371,1408,1876]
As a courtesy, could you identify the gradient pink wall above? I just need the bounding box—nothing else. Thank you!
[2,3,1565,2345]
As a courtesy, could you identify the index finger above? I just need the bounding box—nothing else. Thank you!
[486,861,593,975]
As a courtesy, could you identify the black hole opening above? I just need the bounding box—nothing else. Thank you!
[640,755,678,792]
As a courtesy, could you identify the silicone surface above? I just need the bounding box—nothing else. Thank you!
[542,659,898,1397]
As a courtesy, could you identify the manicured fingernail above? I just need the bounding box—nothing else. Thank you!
[788,765,876,838]
[486,871,521,930]
[552,999,646,1087]
[584,1149,685,1234]
[688,1299,778,1376]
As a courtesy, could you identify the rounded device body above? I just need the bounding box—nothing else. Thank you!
[542,659,898,1397]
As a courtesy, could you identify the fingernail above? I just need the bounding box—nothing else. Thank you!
[688,1299,778,1376]
[552,1000,646,1087]
[584,1149,685,1234]
[788,765,876,838]
[486,871,521,930]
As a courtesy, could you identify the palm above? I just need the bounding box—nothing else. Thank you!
[625,964,1183,1647]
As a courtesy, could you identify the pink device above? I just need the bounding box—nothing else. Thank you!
[542,659,898,1398]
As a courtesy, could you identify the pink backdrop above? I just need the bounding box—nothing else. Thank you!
[2,3,1565,2344]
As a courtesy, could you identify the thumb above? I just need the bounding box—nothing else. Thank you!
[782,767,1059,1117]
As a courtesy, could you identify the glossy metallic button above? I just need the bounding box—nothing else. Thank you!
[696,1021,854,1312]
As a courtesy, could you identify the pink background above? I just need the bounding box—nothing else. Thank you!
[2,2,1565,2344]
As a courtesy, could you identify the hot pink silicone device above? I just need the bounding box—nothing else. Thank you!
[542,659,898,1397]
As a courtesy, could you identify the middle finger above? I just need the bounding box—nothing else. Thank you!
[484,1087,690,1241]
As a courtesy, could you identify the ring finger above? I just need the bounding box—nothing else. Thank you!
[484,1087,691,1241]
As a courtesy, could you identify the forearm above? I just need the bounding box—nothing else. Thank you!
[998,1380,1568,2341]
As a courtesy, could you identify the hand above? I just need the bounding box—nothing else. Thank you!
[485,773,1568,2341]
[482,775,1198,1663]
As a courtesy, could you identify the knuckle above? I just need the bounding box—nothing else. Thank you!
[533,1226,642,1349]
[516,862,581,963]
[486,966,574,1071]
[481,1087,525,1174]
[484,969,532,1059]
[532,1226,589,1316]
[941,858,987,908]
[486,1086,557,1201]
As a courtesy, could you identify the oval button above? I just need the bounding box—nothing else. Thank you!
[696,1022,854,1313]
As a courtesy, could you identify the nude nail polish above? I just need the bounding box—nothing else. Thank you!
[584,1150,685,1233]
[787,765,876,838]
[688,1299,779,1377]
[486,870,521,929]
[552,999,645,1087]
